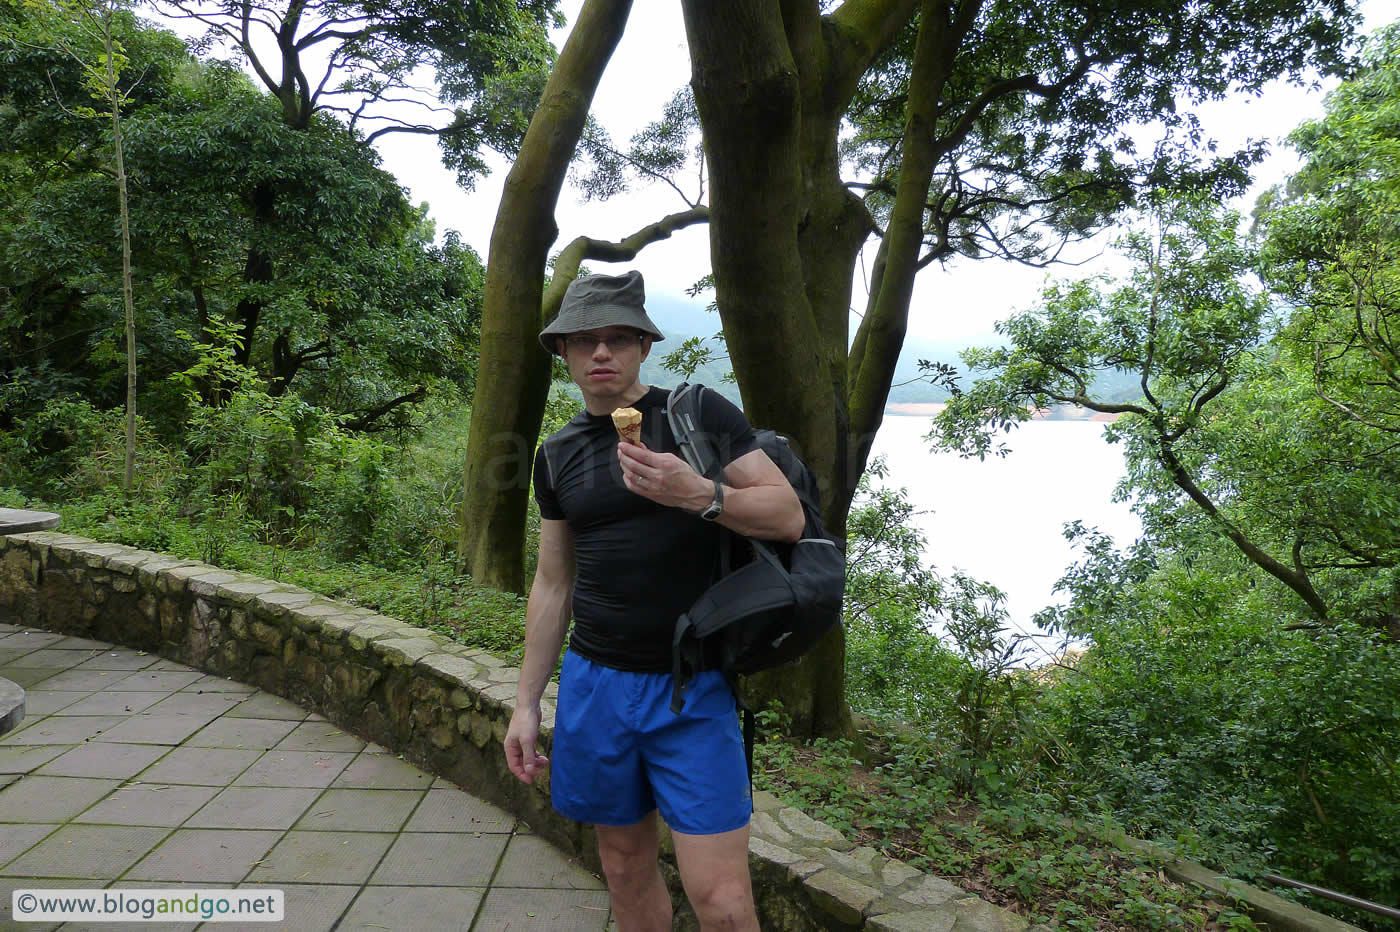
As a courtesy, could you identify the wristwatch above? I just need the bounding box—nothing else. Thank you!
[699,480,724,521]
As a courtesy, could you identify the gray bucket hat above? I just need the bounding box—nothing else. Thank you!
[538,270,666,355]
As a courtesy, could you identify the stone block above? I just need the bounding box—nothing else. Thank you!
[899,875,969,909]
[945,897,1028,931]
[347,624,398,652]
[462,712,492,749]
[749,837,804,867]
[102,549,157,574]
[372,637,437,667]
[428,724,456,749]
[867,912,957,932]
[317,615,361,640]
[807,868,883,920]
[777,805,854,851]
[250,620,284,651]
[331,662,382,700]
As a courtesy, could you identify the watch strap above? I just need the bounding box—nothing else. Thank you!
[699,480,724,520]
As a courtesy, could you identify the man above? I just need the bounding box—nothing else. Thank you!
[504,270,803,932]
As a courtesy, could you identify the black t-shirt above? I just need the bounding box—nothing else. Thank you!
[533,385,759,672]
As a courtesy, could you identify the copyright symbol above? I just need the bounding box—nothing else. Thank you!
[16,893,37,914]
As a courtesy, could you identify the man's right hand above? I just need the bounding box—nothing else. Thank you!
[504,706,549,784]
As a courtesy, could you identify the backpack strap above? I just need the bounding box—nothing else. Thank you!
[666,383,724,481]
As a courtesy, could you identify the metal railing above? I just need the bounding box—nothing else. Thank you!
[1261,873,1400,923]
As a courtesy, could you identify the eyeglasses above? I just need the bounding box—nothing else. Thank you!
[564,333,642,352]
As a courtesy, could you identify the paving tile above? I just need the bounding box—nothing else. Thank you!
[93,714,214,745]
[0,743,73,774]
[124,828,281,883]
[72,650,159,671]
[138,747,261,786]
[273,721,367,754]
[54,690,169,716]
[182,674,256,693]
[0,876,95,931]
[75,783,220,826]
[339,885,483,931]
[2,824,168,879]
[0,667,71,688]
[221,692,309,721]
[244,831,394,885]
[222,884,359,932]
[0,823,61,868]
[186,786,322,830]
[370,832,509,886]
[232,750,354,789]
[0,647,42,665]
[405,787,516,833]
[474,888,612,931]
[0,715,127,745]
[186,716,299,750]
[0,775,122,822]
[494,835,606,890]
[145,658,200,672]
[142,691,247,719]
[330,751,434,790]
[293,788,425,832]
[35,742,169,779]
[25,668,135,692]
[47,636,111,651]
[0,631,67,649]
[2,649,91,670]
[110,671,204,692]
[20,690,90,715]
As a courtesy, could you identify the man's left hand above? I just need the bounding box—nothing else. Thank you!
[618,442,711,511]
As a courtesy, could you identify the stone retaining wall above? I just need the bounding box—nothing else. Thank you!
[0,532,1031,931]
[0,531,1364,932]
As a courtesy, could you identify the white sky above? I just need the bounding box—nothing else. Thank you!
[371,0,1400,352]
[148,0,1400,350]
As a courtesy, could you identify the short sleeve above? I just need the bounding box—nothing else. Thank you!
[533,443,564,520]
[700,389,760,468]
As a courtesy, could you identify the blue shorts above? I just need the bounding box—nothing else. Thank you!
[550,651,751,835]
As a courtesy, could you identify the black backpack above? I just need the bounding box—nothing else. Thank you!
[664,383,846,737]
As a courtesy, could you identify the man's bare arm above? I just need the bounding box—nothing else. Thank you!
[618,444,805,543]
[504,518,574,784]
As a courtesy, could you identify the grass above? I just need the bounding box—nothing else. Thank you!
[753,728,1261,931]
[50,497,530,665]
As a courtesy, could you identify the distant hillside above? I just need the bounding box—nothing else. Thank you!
[558,291,1143,411]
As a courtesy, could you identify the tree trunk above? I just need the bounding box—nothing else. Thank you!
[848,0,959,491]
[456,0,635,593]
[106,12,137,493]
[680,0,855,740]
[233,184,276,367]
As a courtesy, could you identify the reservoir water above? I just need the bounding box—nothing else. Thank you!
[867,415,1142,637]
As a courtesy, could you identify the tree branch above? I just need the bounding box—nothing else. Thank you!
[540,207,711,326]
[343,387,428,432]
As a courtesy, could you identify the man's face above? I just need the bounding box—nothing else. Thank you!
[556,326,651,400]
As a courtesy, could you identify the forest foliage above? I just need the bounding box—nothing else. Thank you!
[1,3,1398,928]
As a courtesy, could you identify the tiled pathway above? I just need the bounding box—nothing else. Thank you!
[0,624,610,931]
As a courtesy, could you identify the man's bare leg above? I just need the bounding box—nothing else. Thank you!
[595,812,672,932]
[672,823,759,931]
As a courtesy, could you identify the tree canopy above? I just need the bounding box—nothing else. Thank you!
[1,3,490,432]
[457,0,1362,737]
